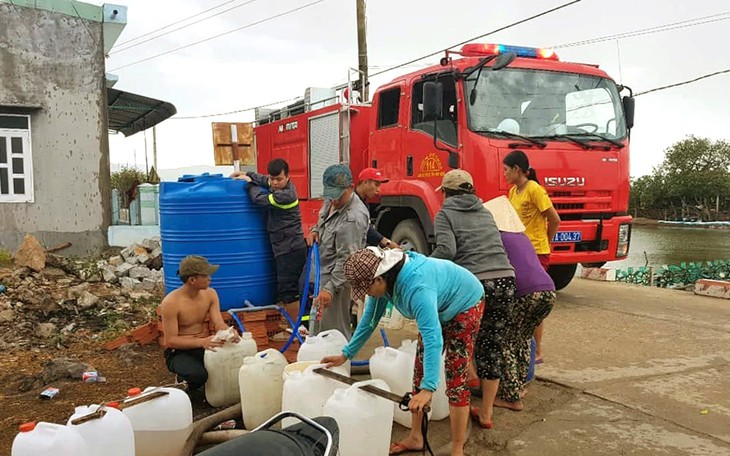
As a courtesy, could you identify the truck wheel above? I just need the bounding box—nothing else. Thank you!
[548,264,577,290]
[391,219,429,253]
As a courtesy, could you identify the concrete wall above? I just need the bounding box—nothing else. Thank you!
[0,3,111,256]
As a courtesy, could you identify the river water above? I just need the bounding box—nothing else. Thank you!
[606,224,730,269]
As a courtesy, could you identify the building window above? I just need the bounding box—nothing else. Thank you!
[0,115,33,203]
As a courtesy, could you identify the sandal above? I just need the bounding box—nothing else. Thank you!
[469,406,493,429]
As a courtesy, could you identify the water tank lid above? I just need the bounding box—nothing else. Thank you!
[127,387,142,397]
[19,422,36,432]
[106,401,120,409]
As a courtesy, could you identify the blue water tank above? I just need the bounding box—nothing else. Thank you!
[159,174,276,310]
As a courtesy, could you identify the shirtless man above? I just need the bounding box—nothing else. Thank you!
[160,255,238,391]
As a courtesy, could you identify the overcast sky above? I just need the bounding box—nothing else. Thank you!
[102,0,730,177]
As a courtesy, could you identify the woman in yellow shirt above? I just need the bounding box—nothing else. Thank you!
[503,150,560,364]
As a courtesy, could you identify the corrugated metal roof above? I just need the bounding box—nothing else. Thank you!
[107,88,177,137]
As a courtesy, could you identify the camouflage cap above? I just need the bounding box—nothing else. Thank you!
[322,164,353,200]
[178,255,219,277]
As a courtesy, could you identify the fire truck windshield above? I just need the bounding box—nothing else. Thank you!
[465,68,627,140]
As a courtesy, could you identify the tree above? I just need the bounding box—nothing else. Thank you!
[111,167,147,209]
[630,136,730,220]
[659,136,730,220]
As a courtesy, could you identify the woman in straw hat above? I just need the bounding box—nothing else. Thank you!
[321,247,484,456]
[483,196,556,411]
[431,169,517,431]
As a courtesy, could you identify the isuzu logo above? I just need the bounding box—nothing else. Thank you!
[544,177,586,187]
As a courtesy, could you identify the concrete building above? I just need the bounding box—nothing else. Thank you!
[0,0,174,255]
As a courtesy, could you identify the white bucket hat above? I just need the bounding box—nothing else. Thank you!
[483,196,526,233]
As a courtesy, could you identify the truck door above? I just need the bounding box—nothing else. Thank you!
[408,75,459,185]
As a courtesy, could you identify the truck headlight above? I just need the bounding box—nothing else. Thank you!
[616,223,631,257]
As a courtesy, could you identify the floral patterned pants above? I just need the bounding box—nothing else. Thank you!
[413,300,484,407]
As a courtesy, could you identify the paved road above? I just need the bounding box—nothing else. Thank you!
[358,278,730,455]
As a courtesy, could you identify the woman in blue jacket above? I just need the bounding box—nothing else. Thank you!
[322,247,484,456]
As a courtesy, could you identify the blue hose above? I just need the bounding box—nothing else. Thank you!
[279,243,319,353]
[229,244,319,352]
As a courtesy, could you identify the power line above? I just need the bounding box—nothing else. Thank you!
[165,0,581,120]
[369,0,582,78]
[636,69,730,96]
[114,0,240,48]
[111,0,262,55]
[171,96,301,120]
[550,11,730,49]
[109,0,329,72]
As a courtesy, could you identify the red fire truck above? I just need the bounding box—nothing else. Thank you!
[253,43,635,289]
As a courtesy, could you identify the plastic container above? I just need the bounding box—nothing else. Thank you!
[122,386,193,456]
[281,363,348,428]
[205,333,258,407]
[297,329,351,375]
[67,403,134,456]
[159,175,276,309]
[369,345,417,427]
[388,340,449,422]
[239,348,289,429]
[11,422,90,456]
[324,379,393,456]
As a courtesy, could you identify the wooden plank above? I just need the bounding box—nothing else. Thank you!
[211,122,255,166]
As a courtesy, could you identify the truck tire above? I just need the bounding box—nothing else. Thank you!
[391,219,429,253]
[548,264,577,291]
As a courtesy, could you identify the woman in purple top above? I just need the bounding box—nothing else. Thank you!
[484,196,556,411]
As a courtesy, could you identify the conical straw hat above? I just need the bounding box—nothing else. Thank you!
[483,196,526,233]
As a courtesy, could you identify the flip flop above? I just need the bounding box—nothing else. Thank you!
[469,406,493,429]
[389,442,424,455]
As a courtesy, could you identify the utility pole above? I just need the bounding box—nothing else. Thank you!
[152,125,158,172]
[356,0,369,100]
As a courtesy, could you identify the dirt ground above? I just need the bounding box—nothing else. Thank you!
[0,340,174,454]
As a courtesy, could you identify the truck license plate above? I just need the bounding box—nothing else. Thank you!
[553,231,582,243]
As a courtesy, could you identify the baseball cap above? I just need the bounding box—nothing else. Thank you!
[322,164,353,200]
[178,255,219,277]
[344,247,405,301]
[483,196,526,233]
[358,167,389,183]
[435,169,474,192]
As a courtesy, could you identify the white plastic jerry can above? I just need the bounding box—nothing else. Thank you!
[297,329,351,374]
[12,422,90,456]
[281,362,348,428]
[324,379,394,456]
[67,402,135,456]
[204,332,258,407]
[239,348,289,429]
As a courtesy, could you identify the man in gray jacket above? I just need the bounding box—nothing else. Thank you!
[306,164,369,338]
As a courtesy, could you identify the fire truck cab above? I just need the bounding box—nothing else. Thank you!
[253,43,635,290]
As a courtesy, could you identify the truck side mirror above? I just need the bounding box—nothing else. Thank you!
[422,82,443,121]
[623,96,635,130]
[492,52,516,71]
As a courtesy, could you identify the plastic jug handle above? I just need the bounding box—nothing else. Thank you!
[384,347,400,358]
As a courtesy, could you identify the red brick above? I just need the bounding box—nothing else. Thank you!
[694,279,730,299]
